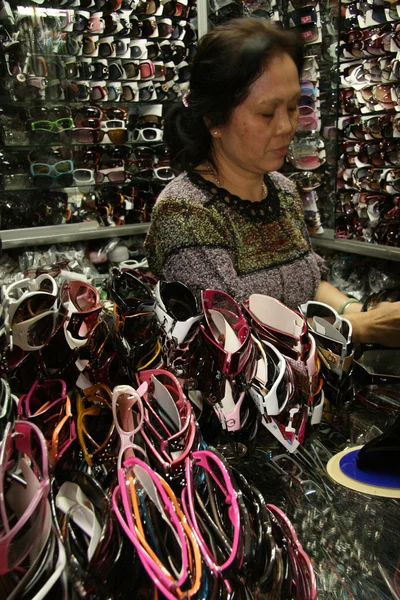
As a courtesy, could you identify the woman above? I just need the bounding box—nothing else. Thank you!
[145,18,400,346]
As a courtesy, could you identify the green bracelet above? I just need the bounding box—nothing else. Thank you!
[338,298,359,315]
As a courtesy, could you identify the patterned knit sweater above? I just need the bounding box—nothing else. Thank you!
[144,170,328,309]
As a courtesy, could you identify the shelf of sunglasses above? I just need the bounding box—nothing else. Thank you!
[0,220,151,249]
[0,177,170,191]
[310,226,400,259]
[0,140,168,149]
[339,22,400,59]
[338,113,400,140]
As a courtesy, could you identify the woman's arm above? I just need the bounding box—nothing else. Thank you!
[315,280,400,346]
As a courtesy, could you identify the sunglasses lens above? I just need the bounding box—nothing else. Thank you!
[74,129,97,143]
[115,392,141,434]
[155,167,173,179]
[75,169,93,182]
[68,284,99,312]
[99,43,113,57]
[107,170,126,183]
[13,294,55,322]
[27,313,55,347]
[107,129,128,144]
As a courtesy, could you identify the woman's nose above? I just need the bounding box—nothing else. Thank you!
[276,109,297,136]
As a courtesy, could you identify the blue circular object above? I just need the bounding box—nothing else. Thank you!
[339,449,400,489]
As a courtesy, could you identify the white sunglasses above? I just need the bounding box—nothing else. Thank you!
[249,335,293,416]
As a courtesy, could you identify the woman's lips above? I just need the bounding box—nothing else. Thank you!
[272,146,289,156]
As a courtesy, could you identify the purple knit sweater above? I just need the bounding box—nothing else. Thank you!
[144,170,328,309]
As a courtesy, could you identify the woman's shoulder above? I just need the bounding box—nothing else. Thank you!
[268,171,297,195]
[154,172,210,210]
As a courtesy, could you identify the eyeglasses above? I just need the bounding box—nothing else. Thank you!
[0,421,50,575]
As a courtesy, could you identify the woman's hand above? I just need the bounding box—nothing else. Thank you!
[346,301,400,346]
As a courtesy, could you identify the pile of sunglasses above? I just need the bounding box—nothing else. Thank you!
[0,267,331,598]
[0,268,358,452]
[337,6,400,245]
[0,391,317,599]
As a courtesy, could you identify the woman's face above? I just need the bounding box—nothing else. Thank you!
[214,53,301,174]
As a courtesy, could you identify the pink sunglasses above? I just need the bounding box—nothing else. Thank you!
[18,379,76,464]
[112,382,148,468]
[137,369,199,481]
[181,449,241,593]
[113,456,191,599]
[201,289,253,377]
[0,421,50,574]
[266,503,317,599]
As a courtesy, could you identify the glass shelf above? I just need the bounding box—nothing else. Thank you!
[311,228,400,262]
[0,221,150,250]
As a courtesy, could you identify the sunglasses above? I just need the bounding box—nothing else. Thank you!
[3,275,58,352]
[243,294,309,362]
[266,504,317,600]
[136,369,199,481]
[116,310,160,348]
[0,421,50,575]
[31,117,74,134]
[0,379,17,439]
[201,289,253,378]
[76,383,117,467]
[112,382,148,468]
[342,113,400,140]
[73,126,128,145]
[154,280,202,345]
[52,469,121,597]
[113,457,196,598]
[133,125,164,143]
[181,449,241,592]
[18,380,76,465]
[249,336,294,417]
[108,268,155,315]
[60,280,101,349]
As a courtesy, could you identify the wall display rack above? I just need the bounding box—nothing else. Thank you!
[0,0,201,248]
[335,0,400,247]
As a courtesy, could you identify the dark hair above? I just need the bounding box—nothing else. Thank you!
[164,18,305,173]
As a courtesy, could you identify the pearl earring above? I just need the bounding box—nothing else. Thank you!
[214,130,218,136]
